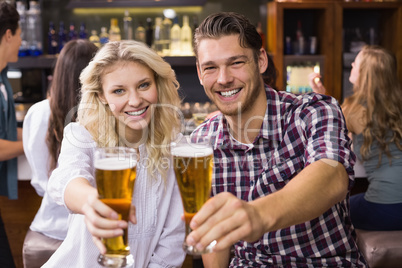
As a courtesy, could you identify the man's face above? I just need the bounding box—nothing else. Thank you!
[8,27,22,63]
[196,34,266,118]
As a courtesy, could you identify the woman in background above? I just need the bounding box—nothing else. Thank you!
[309,45,402,231]
[22,39,98,267]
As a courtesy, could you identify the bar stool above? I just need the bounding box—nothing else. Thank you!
[356,229,402,268]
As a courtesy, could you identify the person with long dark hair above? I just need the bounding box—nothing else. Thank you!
[22,39,98,267]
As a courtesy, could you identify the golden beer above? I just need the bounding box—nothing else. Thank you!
[94,147,137,267]
[171,137,214,254]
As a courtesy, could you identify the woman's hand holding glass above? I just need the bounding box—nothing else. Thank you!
[81,194,137,254]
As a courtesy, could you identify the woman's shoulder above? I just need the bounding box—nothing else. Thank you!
[63,122,96,149]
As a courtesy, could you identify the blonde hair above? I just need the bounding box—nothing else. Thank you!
[77,40,181,178]
[343,45,402,164]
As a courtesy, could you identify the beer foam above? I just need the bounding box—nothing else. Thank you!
[94,157,136,170]
[171,146,213,158]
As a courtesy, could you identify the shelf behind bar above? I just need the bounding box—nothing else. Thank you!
[9,55,196,69]
[67,0,207,9]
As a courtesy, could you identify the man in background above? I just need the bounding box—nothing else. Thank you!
[0,1,24,267]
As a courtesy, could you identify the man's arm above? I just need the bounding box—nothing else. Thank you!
[202,248,231,268]
[0,138,24,161]
[186,159,349,252]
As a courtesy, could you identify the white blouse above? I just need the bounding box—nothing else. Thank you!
[22,99,69,240]
[44,122,186,267]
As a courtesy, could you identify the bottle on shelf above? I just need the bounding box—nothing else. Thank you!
[16,1,29,56]
[181,15,193,56]
[89,30,101,48]
[153,17,163,55]
[109,18,121,42]
[135,21,146,43]
[58,21,67,53]
[47,21,58,55]
[123,10,133,40]
[68,22,77,41]
[79,22,87,39]
[170,16,181,56]
[26,0,43,56]
[295,20,304,55]
[161,16,172,56]
[145,17,153,48]
[99,26,109,46]
[256,22,265,49]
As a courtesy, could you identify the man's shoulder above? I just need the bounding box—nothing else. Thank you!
[192,112,222,137]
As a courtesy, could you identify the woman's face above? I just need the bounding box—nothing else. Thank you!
[349,51,362,86]
[101,61,158,142]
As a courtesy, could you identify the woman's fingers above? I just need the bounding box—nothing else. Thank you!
[92,236,106,255]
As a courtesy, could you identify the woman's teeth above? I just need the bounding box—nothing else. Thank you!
[220,88,240,97]
[127,108,146,116]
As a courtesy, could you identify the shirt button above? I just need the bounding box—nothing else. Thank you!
[280,172,286,178]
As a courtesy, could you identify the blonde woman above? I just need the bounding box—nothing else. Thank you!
[43,40,186,267]
[310,45,402,231]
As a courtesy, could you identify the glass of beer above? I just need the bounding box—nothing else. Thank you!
[171,135,215,255]
[94,147,137,267]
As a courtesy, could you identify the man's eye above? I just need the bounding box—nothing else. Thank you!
[233,61,244,66]
[203,66,215,72]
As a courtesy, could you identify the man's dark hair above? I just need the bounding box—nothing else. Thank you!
[0,1,20,43]
[193,12,262,62]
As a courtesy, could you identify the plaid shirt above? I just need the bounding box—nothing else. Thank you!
[192,87,367,267]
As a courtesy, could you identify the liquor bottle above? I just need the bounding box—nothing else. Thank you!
[99,27,109,46]
[256,22,265,49]
[181,15,193,56]
[47,21,58,55]
[135,21,146,43]
[79,22,87,39]
[161,16,172,56]
[89,30,101,48]
[145,17,153,47]
[58,21,67,53]
[153,17,163,55]
[170,17,181,56]
[295,20,304,55]
[109,18,121,42]
[16,1,29,56]
[68,22,77,41]
[123,10,133,40]
[26,1,43,56]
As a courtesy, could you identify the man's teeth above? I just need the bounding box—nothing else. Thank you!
[220,89,240,97]
[127,108,146,116]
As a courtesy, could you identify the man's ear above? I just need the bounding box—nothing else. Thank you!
[196,63,203,86]
[258,48,268,74]
[4,29,12,42]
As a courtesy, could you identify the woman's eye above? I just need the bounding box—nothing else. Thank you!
[113,88,124,94]
[139,82,150,89]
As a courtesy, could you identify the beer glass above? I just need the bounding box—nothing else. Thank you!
[171,135,215,255]
[94,147,137,267]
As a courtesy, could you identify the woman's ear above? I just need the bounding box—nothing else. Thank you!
[98,94,107,105]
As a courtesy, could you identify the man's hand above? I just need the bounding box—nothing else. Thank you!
[186,192,265,252]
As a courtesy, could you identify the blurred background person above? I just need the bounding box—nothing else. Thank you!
[0,2,24,267]
[22,39,98,267]
[309,45,402,231]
